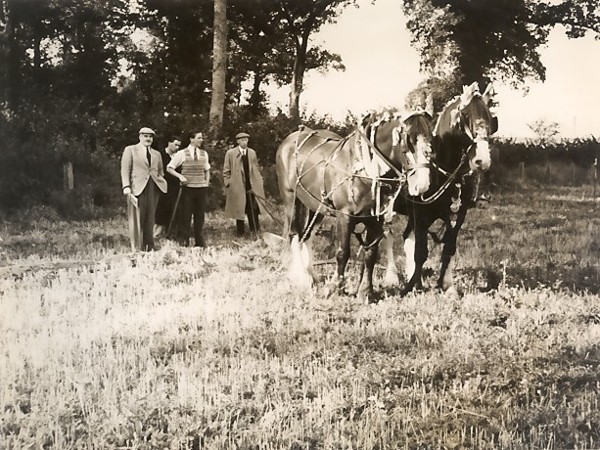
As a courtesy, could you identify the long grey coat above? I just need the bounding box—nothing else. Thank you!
[223,146,265,220]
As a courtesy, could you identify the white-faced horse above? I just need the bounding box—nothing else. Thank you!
[393,83,497,296]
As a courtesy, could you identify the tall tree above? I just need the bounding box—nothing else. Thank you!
[401,0,600,90]
[228,0,347,121]
[135,0,214,131]
[0,0,16,111]
[209,0,228,138]
[276,0,354,122]
[0,0,132,208]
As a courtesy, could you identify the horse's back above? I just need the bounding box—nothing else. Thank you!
[276,127,342,194]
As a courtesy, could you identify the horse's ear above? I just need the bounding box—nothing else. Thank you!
[490,116,498,134]
[425,93,434,117]
[460,83,477,108]
[463,82,478,96]
[359,112,371,129]
[482,83,495,104]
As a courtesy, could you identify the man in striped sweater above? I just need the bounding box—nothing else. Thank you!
[167,131,210,247]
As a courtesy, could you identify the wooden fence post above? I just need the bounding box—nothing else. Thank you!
[519,161,525,181]
[63,162,74,191]
[594,158,598,202]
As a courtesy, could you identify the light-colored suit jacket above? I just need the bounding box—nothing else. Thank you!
[121,143,168,196]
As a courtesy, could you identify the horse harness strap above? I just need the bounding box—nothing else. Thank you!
[406,151,470,205]
[355,127,404,178]
[291,128,401,223]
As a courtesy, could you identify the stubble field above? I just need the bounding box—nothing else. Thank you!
[1,185,599,449]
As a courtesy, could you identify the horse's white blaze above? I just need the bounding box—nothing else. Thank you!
[407,135,431,196]
[403,231,416,280]
[288,235,314,287]
[382,231,399,286]
[470,138,491,172]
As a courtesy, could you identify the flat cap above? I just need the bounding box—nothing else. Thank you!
[139,127,156,136]
[235,132,250,140]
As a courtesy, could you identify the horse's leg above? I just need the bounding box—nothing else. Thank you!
[401,215,431,295]
[304,235,320,284]
[382,229,399,287]
[287,201,313,287]
[438,210,467,295]
[288,234,313,287]
[402,220,416,283]
[334,214,353,295]
[357,219,383,303]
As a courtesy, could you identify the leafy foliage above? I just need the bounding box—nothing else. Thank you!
[401,0,600,88]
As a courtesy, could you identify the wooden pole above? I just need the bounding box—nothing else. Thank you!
[519,161,525,181]
[593,157,597,202]
[63,162,73,191]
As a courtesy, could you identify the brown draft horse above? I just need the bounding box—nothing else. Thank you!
[275,110,434,302]
[393,82,498,296]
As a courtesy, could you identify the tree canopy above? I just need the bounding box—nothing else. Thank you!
[402,0,600,106]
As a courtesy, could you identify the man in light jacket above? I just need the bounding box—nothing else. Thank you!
[223,132,265,237]
[120,127,168,251]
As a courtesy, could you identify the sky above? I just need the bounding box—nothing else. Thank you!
[264,0,600,139]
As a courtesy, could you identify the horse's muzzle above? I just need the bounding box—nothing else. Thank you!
[469,139,491,172]
[407,167,431,196]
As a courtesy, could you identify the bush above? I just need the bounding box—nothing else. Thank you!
[492,137,599,188]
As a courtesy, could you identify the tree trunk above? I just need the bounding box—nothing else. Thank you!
[0,0,18,110]
[209,0,228,140]
[289,38,308,124]
[0,0,9,108]
[248,66,264,117]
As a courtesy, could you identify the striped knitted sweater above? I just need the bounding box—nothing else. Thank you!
[181,148,210,188]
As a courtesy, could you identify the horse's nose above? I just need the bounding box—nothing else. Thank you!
[475,159,482,167]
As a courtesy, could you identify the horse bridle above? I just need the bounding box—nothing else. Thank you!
[398,129,432,174]
[405,111,482,205]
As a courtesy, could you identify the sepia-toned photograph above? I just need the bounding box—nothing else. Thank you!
[1,0,599,448]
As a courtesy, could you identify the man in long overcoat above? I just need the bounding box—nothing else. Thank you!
[223,132,265,236]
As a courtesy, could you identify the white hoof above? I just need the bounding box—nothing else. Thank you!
[383,268,399,287]
[444,286,460,300]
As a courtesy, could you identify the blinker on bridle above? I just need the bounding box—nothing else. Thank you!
[393,119,431,174]
[456,108,495,159]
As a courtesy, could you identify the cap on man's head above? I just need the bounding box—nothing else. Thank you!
[235,132,250,140]
[139,127,156,136]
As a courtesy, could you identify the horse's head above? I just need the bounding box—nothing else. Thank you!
[398,110,434,196]
[436,82,497,173]
[364,109,434,197]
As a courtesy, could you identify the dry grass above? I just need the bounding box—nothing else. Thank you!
[1,186,599,449]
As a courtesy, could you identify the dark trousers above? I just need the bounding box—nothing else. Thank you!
[155,179,179,227]
[179,186,207,247]
[236,192,259,235]
[137,181,160,251]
